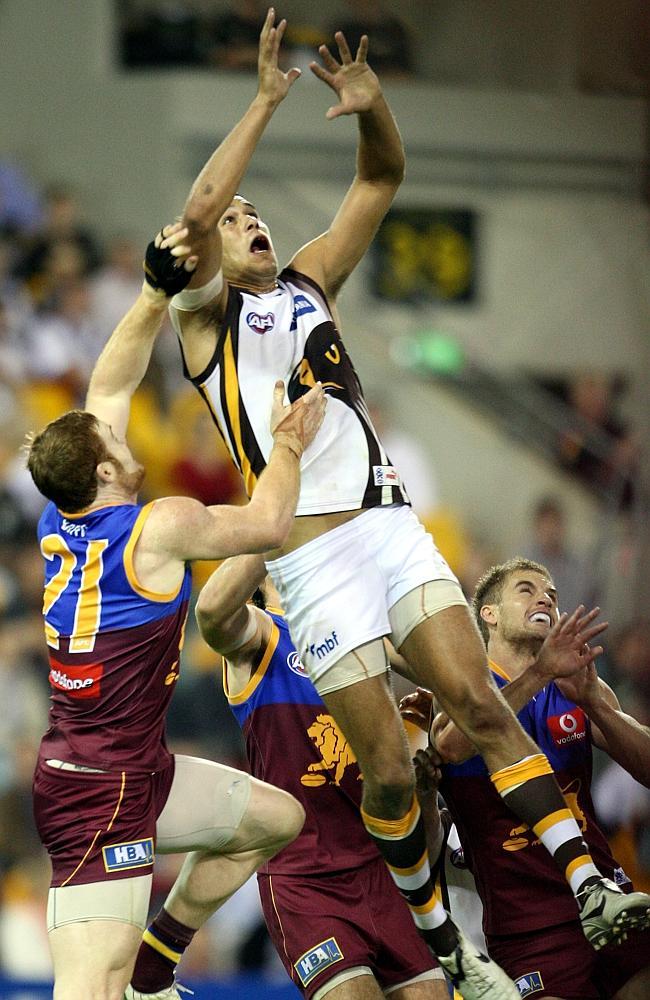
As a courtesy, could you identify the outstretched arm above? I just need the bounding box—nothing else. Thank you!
[181,8,300,290]
[85,224,196,436]
[401,606,608,763]
[557,666,650,788]
[142,380,326,561]
[292,31,405,298]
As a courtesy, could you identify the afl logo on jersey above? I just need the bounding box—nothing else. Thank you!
[548,708,587,747]
[247,311,275,335]
[287,651,308,676]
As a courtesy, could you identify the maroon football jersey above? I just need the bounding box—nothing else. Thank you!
[226,613,378,876]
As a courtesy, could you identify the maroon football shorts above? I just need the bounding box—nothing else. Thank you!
[33,758,175,887]
[258,855,438,999]
[594,925,650,997]
[488,918,650,999]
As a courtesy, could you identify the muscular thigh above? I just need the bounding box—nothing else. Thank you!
[398,603,503,716]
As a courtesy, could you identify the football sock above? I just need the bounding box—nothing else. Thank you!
[491,753,601,895]
[361,794,457,955]
[130,907,196,992]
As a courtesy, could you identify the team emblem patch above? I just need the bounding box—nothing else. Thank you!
[287,651,308,676]
[103,838,154,872]
[294,937,343,986]
[547,708,586,747]
[246,311,275,334]
[514,971,544,996]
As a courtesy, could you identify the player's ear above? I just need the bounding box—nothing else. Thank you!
[96,460,116,484]
[480,603,497,627]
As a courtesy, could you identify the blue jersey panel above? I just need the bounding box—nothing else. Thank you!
[229,613,323,728]
[38,501,191,641]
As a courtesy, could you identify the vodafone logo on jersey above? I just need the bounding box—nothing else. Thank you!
[547,707,587,747]
[246,311,275,335]
[49,658,103,699]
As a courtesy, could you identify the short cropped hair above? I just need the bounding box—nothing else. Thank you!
[26,409,109,512]
[472,557,551,643]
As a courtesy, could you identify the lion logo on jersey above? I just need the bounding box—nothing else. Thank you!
[301,714,359,787]
[502,778,587,851]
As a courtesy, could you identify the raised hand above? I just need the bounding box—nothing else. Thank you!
[399,686,434,734]
[270,380,327,458]
[143,223,198,297]
[534,605,608,685]
[257,7,301,106]
[310,31,381,119]
[413,745,443,803]
[556,661,603,709]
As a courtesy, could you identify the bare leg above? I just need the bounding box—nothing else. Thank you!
[388,976,450,999]
[50,918,142,1000]
[399,604,538,771]
[614,966,650,999]
[324,672,414,819]
[164,780,304,926]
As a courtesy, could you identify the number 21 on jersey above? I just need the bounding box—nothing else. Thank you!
[41,534,108,653]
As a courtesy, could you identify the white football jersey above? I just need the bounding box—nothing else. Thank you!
[170,269,409,515]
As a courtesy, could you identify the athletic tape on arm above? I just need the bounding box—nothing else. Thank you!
[219,607,259,656]
[171,270,223,311]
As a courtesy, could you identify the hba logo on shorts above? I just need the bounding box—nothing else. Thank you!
[294,937,343,986]
[515,971,543,996]
[547,708,587,747]
[308,630,339,660]
[103,838,154,872]
[290,294,316,331]
[48,659,103,698]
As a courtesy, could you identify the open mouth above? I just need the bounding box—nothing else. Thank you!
[250,234,270,254]
[529,612,552,626]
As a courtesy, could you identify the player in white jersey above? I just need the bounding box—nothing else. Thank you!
[164,11,647,997]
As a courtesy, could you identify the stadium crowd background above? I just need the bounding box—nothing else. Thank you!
[1,0,649,993]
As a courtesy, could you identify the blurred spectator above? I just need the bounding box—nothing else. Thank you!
[522,494,599,613]
[557,371,638,506]
[0,234,34,331]
[593,760,650,893]
[120,0,206,68]
[0,160,42,235]
[330,0,415,79]
[14,183,102,301]
[170,407,243,507]
[208,0,267,72]
[90,233,144,342]
[604,619,650,718]
[24,278,103,400]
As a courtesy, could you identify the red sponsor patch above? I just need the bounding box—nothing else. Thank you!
[49,658,103,698]
[547,707,587,746]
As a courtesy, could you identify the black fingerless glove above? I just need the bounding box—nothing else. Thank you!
[143,233,193,296]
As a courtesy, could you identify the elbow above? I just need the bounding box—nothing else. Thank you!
[265,519,291,551]
[195,594,220,637]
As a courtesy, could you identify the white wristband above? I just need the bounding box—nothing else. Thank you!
[219,608,258,656]
[171,270,223,311]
